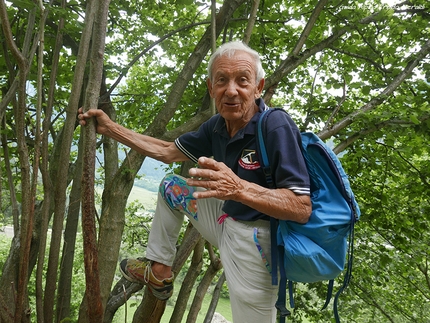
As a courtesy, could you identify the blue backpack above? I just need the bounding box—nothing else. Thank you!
[256,108,361,323]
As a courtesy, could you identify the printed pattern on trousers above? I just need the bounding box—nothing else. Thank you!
[160,175,198,220]
[254,227,272,274]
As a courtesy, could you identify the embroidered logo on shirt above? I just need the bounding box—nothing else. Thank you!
[238,149,260,170]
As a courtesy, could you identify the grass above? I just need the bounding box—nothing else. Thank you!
[112,281,233,323]
[127,185,158,210]
[162,290,232,323]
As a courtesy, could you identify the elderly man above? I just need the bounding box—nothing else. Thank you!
[78,41,311,323]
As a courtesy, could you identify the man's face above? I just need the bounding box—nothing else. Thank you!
[207,51,264,122]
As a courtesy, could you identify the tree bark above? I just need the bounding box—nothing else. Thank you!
[56,137,83,322]
[79,0,111,321]
[186,245,223,323]
[0,1,33,321]
[170,237,205,323]
[132,289,167,323]
[242,0,260,44]
[203,271,226,323]
[34,2,50,321]
[43,0,96,319]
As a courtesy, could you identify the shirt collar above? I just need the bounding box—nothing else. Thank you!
[213,98,267,138]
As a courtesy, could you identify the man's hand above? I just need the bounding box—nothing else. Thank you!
[187,157,246,201]
[77,108,112,135]
[187,157,312,222]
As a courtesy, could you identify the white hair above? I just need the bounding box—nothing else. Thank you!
[207,41,265,82]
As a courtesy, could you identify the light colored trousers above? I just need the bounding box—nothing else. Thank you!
[146,174,278,323]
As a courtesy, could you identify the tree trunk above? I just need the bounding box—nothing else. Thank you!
[203,271,226,323]
[79,0,111,321]
[56,137,84,322]
[103,279,144,323]
[43,0,95,318]
[39,2,64,320]
[186,246,222,323]
[0,1,34,320]
[0,235,20,323]
[132,289,167,323]
[170,237,205,323]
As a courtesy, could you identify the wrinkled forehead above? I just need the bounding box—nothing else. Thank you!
[211,50,255,74]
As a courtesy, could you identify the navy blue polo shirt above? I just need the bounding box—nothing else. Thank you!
[175,98,310,221]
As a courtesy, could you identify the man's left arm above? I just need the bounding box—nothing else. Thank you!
[187,157,312,223]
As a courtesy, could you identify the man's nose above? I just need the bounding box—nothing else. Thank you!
[225,81,238,96]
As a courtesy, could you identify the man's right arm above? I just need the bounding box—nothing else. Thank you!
[78,108,189,164]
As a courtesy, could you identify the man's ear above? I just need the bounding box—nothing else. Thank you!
[206,78,214,98]
[255,78,265,98]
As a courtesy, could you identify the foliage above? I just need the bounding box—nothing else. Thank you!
[0,235,11,268]
[0,233,87,322]
[121,200,153,255]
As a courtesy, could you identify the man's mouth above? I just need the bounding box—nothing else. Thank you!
[224,102,240,107]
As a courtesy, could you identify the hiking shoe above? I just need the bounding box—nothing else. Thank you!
[119,258,174,300]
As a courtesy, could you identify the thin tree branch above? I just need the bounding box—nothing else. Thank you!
[105,20,210,98]
[0,0,26,67]
[328,45,390,74]
[290,0,329,56]
[263,12,383,103]
[34,1,46,321]
[203,271,226,323]
[333,113,430,154]
[318,38,430,140]
[44,0,98,319]
[242,0,260,44]
[0,1,36,321]
[353,282,396,323]
[324,76,346,131]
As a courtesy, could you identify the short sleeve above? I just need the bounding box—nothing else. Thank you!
[174,114,220,163]
[263,110,310,195]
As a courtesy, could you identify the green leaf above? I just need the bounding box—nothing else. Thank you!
[410,114,420,124]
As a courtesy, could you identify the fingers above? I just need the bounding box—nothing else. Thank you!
[78,113,87,126]
[191,189,219,199]
[186,175,211,189]
[187,157,242,200]
[191,157,221,173]
[188,168,215,180]
[197,156,216,169]
[187,158,219,191]
[77,108,98,126]
[188,157,221,180]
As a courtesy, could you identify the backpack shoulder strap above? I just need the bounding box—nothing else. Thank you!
[256,108,291,322]
[256,108,275,187]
